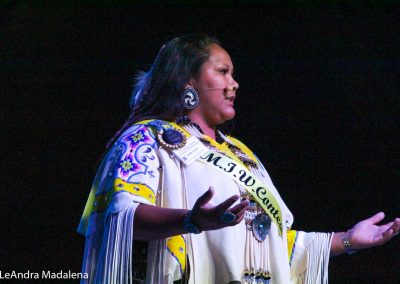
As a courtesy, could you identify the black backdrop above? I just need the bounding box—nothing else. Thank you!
[1,2,399,283]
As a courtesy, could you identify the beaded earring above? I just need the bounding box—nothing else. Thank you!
[182,87,199,109]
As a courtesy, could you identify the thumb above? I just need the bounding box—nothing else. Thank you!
[194,187,214,209]
[367,212,385,224]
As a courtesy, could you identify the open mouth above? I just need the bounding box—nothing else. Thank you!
[225,95,235,101]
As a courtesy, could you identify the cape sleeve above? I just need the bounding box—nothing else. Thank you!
[79,124,161,283]
[288,230,333,284]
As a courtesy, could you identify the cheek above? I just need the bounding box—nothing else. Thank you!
[200,72,225,89]
[201,93,223,109]
[206,95,236,119]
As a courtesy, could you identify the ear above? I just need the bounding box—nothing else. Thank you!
[185,77,197,89]
[184,81,193,89]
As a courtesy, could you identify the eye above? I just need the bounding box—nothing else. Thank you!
[218,69,228,74]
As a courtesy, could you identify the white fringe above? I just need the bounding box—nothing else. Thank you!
[81,203,139,284]
[304,232,333,284]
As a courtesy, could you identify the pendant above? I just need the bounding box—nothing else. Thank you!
[252,213,271,242]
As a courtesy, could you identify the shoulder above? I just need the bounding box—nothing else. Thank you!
[226,135,257,162]
[112,123,162,184]
[118,123,158,147]
[110,123,160,181]
[118,120,185,143]
[226,136,252,151]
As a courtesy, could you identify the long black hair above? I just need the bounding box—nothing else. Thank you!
[106,33,233,150]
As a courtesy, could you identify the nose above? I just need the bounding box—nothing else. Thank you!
[228,78,239,92]
[232,78,239,91]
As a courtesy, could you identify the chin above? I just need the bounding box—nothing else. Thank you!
[208,109,236,125]
[218,111,235,124]
[224,109,236,120]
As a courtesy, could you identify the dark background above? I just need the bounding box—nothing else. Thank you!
[1,1,399,283]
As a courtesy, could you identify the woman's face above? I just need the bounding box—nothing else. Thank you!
[190,44,239,126]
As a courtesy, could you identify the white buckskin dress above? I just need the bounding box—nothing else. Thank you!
[78,120,333,284]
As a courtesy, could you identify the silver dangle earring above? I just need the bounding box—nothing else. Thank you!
[182,87,199,110]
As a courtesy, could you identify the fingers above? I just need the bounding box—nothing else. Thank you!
[374,218,400,246]
[382,228,394,239]
[234,211,246,224]
[214,194,240,216]
[219,199,250,226]
[228,199,250,216]
[370,218,400,246]
[379,221,394,235]
[392,218,400,232]
[367,212,385,224]
[378,228,394,245]
[193,187,214,209]
[384,218,400,238]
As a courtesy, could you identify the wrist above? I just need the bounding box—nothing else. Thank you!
[183,210,202,234]
[342,230,357,255]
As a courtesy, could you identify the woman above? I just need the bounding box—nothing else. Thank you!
[78,33,400,284]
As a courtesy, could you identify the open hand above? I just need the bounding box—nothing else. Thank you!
[349,212,400,250]
[190,187,250,231]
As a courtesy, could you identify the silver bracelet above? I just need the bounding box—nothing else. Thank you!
[342,237,357,255]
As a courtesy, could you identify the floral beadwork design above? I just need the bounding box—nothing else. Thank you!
[129,131,145,144]
[118,156,139,175]
[115,125,159,180]
[128,130,148,145]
